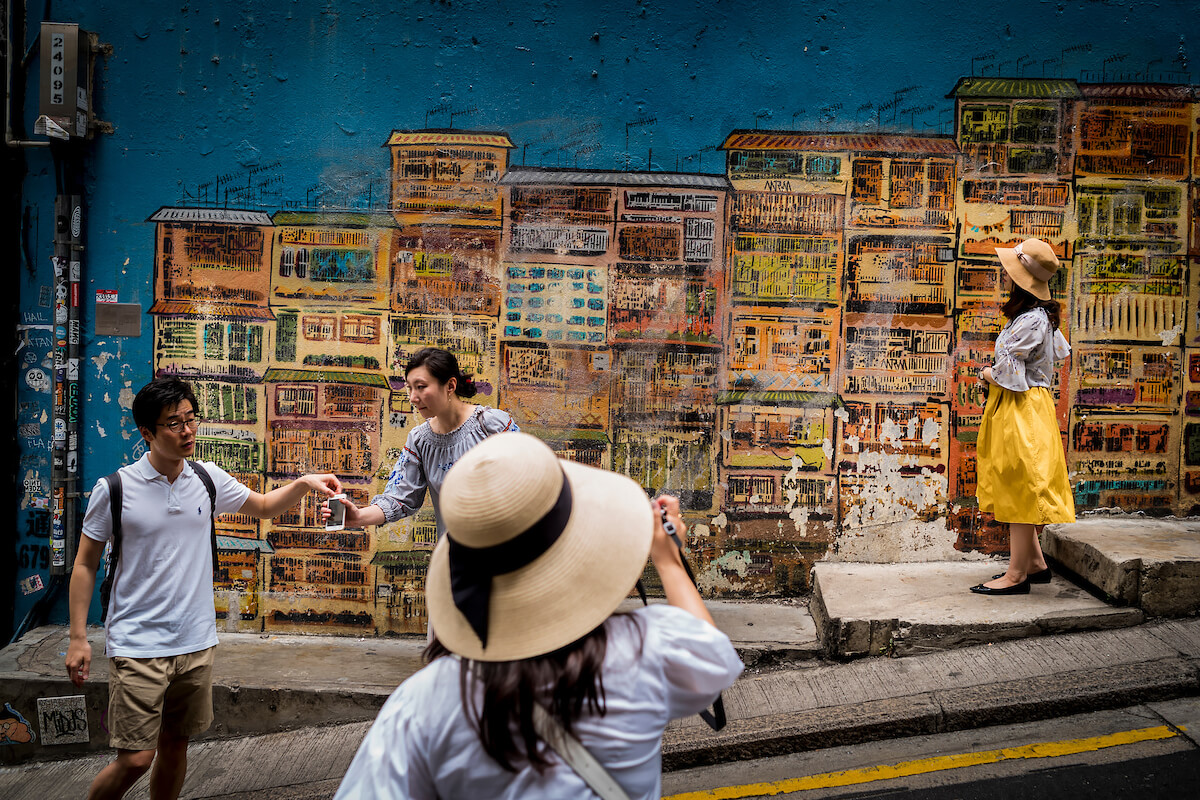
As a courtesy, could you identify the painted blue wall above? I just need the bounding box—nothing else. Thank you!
[13,0,1198,629]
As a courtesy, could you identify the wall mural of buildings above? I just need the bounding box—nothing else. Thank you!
[144,78,1199,636]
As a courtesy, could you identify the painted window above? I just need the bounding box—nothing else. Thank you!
[889,160,925,209]
[280,247,295,277]
[325,384,376,418]
[203,323,224,359]
[229,326,250,362]
[310,248,375,282]
[194,380,257,423]
[1011,104,1058,145]
[182,225,263,271]
[849,159,881,204]
[805,155,840,179]
[157,320,196,359]
[303,315,337,341]
[276,313,297,361]
[341,314,380,344]
[295,248,309,279]
[276,386,317,417]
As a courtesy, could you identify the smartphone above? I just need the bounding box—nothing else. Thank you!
[325,493,347,531]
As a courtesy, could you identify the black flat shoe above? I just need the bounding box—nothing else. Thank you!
[991,567,1052,584]
[970,579,1031,595]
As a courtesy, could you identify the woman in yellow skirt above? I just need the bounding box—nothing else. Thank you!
[972,238,1075,595]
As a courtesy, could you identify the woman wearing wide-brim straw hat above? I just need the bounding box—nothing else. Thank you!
[971,237,1076,596]
[335,432,743,799]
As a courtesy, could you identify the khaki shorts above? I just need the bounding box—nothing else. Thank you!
[107,647,215,751]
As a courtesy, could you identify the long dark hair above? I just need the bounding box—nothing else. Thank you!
[424,623,614,773]
[405,347,477,398]
[1001,284,1061,330]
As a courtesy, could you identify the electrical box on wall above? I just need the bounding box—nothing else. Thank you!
[36,23,94,140]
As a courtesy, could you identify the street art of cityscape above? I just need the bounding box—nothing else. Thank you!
[148,78,1200,635]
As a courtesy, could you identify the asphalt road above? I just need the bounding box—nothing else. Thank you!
[663,697,1200,799]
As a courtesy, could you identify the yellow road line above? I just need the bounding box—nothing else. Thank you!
[664,724,1186,800]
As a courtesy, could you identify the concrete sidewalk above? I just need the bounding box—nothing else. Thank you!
[2,617,1198,798]
[0,599,818,764]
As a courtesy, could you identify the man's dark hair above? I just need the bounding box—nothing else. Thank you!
[1001,284,1061,330]
[405,347,477,398]
[132,376,199,432]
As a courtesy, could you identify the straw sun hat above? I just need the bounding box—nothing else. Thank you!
[426,432,654,662]
[995,237,1062,301]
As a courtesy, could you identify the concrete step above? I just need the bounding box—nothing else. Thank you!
[1042,519,1200,617]
[810,561,1145,659]
[618,598,821,668]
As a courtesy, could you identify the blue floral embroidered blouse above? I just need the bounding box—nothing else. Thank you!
[371,406,519,538]
[990,307,1071,393]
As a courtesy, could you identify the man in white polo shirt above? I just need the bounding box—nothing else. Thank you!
[65,377,343,800]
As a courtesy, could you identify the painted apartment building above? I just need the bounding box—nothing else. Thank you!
[147,206,275,624]
[1068,83,1195,515]
[496,167,729,504]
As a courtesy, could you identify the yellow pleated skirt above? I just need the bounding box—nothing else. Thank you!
[976,385,1076,524]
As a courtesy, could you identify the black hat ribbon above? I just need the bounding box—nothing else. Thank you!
[447,470,573,649]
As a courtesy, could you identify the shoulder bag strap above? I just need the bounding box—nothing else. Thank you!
[450,654,629,800]
[531,704,631,800]
[98,471,123,623]
[187,461,220,574]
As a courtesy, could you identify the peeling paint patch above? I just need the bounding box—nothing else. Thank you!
[97,422,106,438]
[841,449,948,531]
[921,416,939,447]
[697,548,752,592]
[879,417,902,444]
[92,352,115,375]
[830,518,990,563]
[781,455,810,535]
[118,382,135,410]
[1158,322,1183,346]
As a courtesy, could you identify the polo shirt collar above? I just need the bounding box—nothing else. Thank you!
[130,452,194,482]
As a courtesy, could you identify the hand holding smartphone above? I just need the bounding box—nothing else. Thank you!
[325,493,347,531]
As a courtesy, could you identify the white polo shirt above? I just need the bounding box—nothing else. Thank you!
[82,454,251,658]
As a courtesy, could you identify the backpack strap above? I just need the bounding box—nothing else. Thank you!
[98,471,123,623]
[188,461,219,575]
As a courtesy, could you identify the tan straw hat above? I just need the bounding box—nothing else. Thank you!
[426,432,654,662]
[995,238,1061,301]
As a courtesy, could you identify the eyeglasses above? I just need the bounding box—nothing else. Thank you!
[157,417,202,433]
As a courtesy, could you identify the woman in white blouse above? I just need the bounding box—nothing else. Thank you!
[335,432,743,799]
[972,238,1076,595]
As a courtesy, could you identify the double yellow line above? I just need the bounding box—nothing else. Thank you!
[666,724,1186,799]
